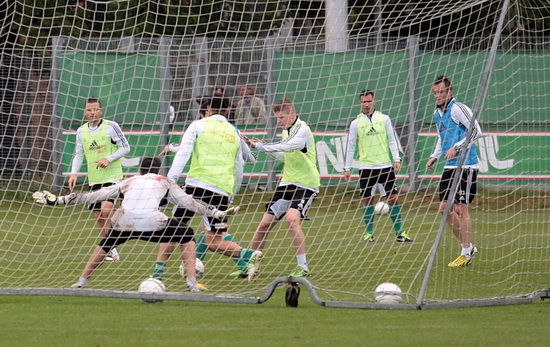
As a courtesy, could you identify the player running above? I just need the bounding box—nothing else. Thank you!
[164,95,263,283]
[245,98,320,280]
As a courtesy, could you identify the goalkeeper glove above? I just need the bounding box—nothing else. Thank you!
[213,206,240,220]
[32,190,73,205]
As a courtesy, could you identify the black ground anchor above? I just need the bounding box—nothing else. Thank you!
[285,282,300,307]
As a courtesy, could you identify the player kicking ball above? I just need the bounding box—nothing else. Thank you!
[32,157,240,292]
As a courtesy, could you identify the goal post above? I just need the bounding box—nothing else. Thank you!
[1,0,549,308]
[417,0,513,306]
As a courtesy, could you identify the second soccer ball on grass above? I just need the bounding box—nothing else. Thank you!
[179,258,205,279]
[374,201,390,215]
[374,282,403,304]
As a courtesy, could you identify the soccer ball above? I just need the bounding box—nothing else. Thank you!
[374,282,403,304]
[179,258,205,279]
[138,278,165,304]
[374,201,390,216]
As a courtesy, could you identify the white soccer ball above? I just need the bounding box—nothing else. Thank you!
[374,282,403,304]
[374,201,390,216]
[138,278,165,304]
[179,258,205,279]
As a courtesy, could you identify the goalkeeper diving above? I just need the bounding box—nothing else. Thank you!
[32,157,239,292]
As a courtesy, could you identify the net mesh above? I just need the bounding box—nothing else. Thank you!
[1,0,549,306]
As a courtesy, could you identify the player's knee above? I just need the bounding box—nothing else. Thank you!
[203,231,221,249]
[206,243,219,252]
[99,213,111,221]
[100,200,114,212]
[98,207,112,219]
[285,211,301,227]
[453,204,467,217]
[204,230,219,241]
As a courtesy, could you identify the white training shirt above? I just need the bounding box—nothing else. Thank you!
[66,173,217,231]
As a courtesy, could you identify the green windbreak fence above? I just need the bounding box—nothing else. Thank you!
[275,51,550,130]
[274,51,411,128]
[56,51,549,131]
[56,50,550,185]
[57,52,162,130]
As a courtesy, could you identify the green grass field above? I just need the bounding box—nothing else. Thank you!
[1,186,549,346]
[2,294,549,346]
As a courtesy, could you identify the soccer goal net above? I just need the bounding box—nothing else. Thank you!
[1,0,549,308]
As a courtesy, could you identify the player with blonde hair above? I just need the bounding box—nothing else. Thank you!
[245,98,320,280]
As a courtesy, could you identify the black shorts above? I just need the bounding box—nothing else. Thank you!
[98,218,194,253]
[358,167,398,198]
[87,182,117,211]
[173,186,229,233]
[439,168,478,204]
[266,184,317,220]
